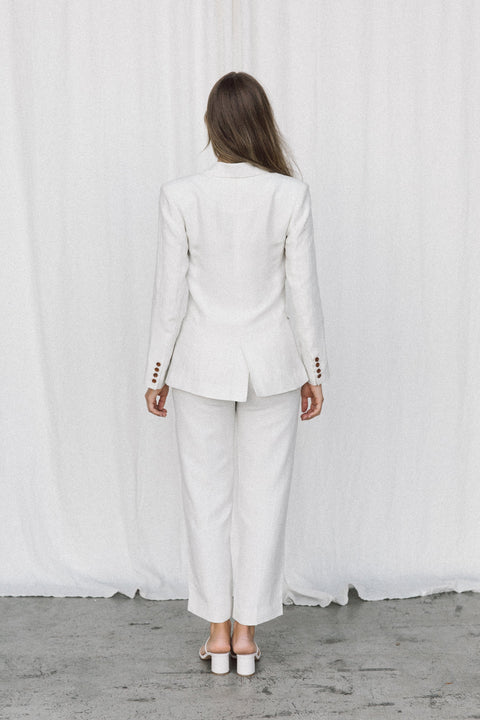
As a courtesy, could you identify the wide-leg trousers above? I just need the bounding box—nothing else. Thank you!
[171,374,301,626]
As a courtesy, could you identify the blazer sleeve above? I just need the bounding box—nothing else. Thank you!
[284,182,330,385]
[144,185,189,390]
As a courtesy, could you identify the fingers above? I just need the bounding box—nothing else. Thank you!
[156,391,168,415]
[300,388,323,421]
[301,394,309,413]
[148,394,165,416]
[145,386,169,417]
[300,401,320,420]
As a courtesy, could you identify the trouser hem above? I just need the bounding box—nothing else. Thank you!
[232,604,284,626]
[187,594,232,623]
[187,594,284,626]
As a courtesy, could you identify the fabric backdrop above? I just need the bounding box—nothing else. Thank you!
[1,0,480,607]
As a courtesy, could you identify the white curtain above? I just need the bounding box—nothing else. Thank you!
[1,0,479,606]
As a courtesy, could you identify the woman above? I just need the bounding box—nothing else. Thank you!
[144,71,330,676]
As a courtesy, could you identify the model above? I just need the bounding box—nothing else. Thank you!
[144,71,330,677]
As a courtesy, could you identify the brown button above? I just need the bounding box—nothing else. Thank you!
[315,357,319,362]
[153,372,158,377]
[315,362,320,367]
[152,379,157,383]
[156,362,161,366]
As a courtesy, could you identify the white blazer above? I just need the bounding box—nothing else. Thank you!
[144,159,330,401]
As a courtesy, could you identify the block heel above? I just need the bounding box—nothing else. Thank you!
[230,642,261,676]
[199,636,230,674]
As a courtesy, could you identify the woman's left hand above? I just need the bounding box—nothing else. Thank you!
[145,384,169,417]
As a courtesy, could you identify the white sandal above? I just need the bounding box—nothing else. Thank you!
[230,642,261,676]
[199,636,230,674]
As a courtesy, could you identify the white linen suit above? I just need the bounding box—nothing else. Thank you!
[144,159,330,625]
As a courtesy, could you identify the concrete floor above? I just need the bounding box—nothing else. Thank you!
[1,588,479,720]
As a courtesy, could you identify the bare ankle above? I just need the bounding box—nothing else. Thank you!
[233,620,256,635]
[210,619,231,633]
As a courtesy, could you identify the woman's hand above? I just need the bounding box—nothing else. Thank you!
[145,384,169,417]
[300,382,324,421]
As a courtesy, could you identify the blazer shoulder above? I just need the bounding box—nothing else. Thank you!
[272,172,308,191]
[284,175,309,191]
[158,174,202,215]
[272,174,310,206]
[160,171,202,196]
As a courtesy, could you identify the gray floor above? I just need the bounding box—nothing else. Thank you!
[1,588,479,720]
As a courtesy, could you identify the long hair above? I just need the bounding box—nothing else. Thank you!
[203,72,299,178]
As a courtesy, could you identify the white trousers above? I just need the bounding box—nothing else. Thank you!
[171,374,301,626]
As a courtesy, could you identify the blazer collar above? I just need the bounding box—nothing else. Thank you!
[203,160,268,177]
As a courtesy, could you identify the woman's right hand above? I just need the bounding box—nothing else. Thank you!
[300,383,324,421]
